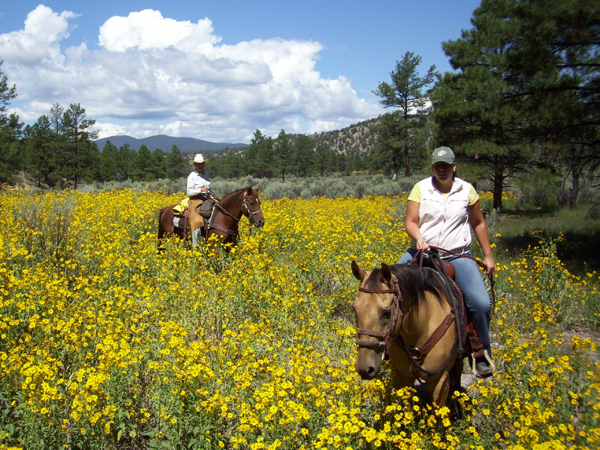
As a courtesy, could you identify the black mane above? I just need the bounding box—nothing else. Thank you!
[364,264,446,307]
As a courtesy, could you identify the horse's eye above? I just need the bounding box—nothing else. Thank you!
[380,309,392,320]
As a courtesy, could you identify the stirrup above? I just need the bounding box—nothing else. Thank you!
[470,349,496,378]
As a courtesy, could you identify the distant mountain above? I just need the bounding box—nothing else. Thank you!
[95,134,248,153]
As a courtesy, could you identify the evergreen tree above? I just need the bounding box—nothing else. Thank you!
[23,115,63,187]
[315,144,335,176]
[431,0,599,208]
[151,148,167,180]
[166,145,188,179]
[131,145,153,181]
[116,143,135,181]
[274,130,294,180]
[0,60,19,184]
[373,51,437,176]
[99,140,119,182]
[49,103,64,134]
[244,130,264,177]
[62,103,99,187]
[256,136,275,179]
[294,135,315,177]
[219,150,243,179]
[369,112,404,176]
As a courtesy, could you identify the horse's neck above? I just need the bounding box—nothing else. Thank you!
[217,194,243,220]
[399,290,450,346]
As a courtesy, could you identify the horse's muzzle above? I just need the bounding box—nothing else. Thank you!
[252,217,265,227]
[355,349,383,380]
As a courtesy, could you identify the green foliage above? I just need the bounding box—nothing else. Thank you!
[0,60,20,184]
[372,51,437,177]
[300,178,354,199]
[432,0,600,210]
[12,194,80,265]
[166,145,188,179]
[515,168,562,212]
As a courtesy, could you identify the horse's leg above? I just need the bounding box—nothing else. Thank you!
[388,344,416,391]
[429,371,452,407]
[157,209,166,252]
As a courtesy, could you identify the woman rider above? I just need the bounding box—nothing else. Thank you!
[397,146,496,377]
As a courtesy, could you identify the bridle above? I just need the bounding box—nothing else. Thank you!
[355,267,458,378]
[355,274,405,349]
[207,190,262,237]
[241,191,262,226]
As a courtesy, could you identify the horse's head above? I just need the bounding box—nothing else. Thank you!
[241,186,265,227]
[351,261,397,380]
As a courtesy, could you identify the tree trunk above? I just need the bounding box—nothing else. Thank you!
[404,142,411,177]
[569,167,580,209]
[492,158,504,210]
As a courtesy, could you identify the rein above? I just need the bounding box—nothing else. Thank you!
[417,245,496,314]
[355,271,458,378]
[207,190,261,237]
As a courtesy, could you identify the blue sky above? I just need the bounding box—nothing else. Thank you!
[0,1,481,143]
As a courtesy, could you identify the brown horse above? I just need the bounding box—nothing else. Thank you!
[157,186,265,250]
[351,261,463,407]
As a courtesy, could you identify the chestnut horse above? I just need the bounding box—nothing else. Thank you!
[351,261,462,407]
[157,186,265,250]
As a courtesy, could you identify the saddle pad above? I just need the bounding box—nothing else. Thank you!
[173,210,189,230]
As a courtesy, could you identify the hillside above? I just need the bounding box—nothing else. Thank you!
[96,116,382,155]
[297,116,381,155]
[94,134,248,153]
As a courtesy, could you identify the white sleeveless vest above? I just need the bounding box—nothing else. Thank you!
[417,176,472,255]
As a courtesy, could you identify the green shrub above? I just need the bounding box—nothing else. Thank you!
[515,169,561,212]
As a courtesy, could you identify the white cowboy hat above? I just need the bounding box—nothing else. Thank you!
[189,153,209,165]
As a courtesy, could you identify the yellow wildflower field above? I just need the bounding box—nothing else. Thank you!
[0,189,598,449]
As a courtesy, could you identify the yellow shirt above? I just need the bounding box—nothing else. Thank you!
[408,181,479,205]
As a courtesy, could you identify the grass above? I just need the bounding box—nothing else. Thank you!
[490,206,600,275]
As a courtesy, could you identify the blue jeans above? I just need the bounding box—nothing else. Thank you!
[397,249,492,356]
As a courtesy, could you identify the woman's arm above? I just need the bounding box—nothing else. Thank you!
[468,201,496,274]
[405,200,429,250]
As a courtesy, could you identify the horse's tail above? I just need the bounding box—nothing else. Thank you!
[157,206,169,244]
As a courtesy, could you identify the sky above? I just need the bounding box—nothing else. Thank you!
[0,1,481,143]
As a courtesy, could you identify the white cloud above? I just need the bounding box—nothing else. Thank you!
[2,6,383,142]
[0,5,78,65]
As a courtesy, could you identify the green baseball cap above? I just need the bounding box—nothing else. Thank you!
[431,146,455,165]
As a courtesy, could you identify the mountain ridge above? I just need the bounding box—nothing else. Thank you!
[95,134,248,153]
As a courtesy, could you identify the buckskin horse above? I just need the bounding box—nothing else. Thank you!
[351,260,464,407]
[157,186,265,250]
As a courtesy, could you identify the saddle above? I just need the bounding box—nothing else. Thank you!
[410,252,486,362]
[172,198,216,236]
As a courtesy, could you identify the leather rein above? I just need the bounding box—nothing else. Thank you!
[355,248,495,377]
[356,251,483,377]
[207,191,260,237]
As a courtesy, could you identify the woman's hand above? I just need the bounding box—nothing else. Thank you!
[483,255,496,275]
[416,238,429,251]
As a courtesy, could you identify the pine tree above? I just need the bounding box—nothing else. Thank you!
[373,51,437,177]
[433,0,600,209]
[99,140,119,182]
[131,145,153,181]
[0,60,19,184]
[62,103,99,187]
[294,135,315,177]
[274,130,293,180]
[166,145,188,179]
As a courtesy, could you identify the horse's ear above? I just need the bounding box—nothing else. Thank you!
[246,186,253,194]
[380,263,392,284]
[351,260,365,282]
